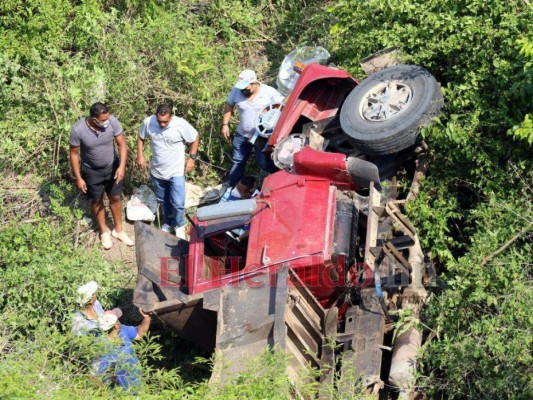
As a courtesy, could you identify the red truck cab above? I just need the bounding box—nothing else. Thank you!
[186,147,360,307]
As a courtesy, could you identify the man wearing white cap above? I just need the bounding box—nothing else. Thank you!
[72,281,122,336]
[221,69,284,186]
[95,308,152,391]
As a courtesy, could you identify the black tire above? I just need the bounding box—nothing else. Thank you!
[340,65,443,155]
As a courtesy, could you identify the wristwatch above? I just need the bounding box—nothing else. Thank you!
[189,153,198,161]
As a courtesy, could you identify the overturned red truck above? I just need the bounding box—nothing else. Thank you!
[133,55,443,397]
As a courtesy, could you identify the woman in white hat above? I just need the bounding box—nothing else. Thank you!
[72,281,122,336]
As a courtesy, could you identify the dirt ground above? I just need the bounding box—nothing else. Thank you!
[101,218,137,265]
[78,196,143,268]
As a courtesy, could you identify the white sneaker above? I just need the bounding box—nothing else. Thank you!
[175,225,187,240]
[161,224,173,233]
[100,231,113,250]
[111,229,135,246]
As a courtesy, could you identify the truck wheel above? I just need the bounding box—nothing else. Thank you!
[339,65,443,155]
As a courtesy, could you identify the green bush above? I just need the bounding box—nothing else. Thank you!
[0,221,128,330]
[322,1,533,398]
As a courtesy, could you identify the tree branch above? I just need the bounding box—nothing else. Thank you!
[480,221,533,267]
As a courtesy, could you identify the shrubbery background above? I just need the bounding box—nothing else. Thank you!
[1,0,531,398]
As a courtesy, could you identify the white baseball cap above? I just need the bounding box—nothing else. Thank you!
[105,308,123,319]
[99,313,118,331]
[234,69,257,89]
[76,281,98,306]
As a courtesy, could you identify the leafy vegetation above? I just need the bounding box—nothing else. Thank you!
[509,38,533,144]
[1,0,532,398]
[322,1,533,398]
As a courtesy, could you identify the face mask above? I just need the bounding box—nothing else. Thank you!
[93,118,110,129]
[241,88,252,97]
[230,187,242,199]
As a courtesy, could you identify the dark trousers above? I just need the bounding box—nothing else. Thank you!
[229,134,277,186]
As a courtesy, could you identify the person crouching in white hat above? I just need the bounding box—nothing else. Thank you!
[72,281,122,336]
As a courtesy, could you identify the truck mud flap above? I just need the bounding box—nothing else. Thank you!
[337,288,386,395]
[204,266,290,382]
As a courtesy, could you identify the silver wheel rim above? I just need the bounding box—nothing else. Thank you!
[359,81,413,122]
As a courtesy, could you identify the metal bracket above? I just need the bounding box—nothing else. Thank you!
[385,201,417,239]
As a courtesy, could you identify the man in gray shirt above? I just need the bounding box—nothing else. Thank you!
[221,69,284,186]
[136,104,200,240]
[69,102,134,250]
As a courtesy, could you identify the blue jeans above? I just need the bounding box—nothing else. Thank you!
[229,133,277,186]
[151,174,186,228]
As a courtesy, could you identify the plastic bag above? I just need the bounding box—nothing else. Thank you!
[126,185,158,221]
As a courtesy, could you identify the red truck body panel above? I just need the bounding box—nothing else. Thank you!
[267,63,358,148]
[185,154,356,303]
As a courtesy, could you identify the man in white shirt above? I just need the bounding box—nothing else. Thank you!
[221,69,284,186]
[136,104,200,239]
